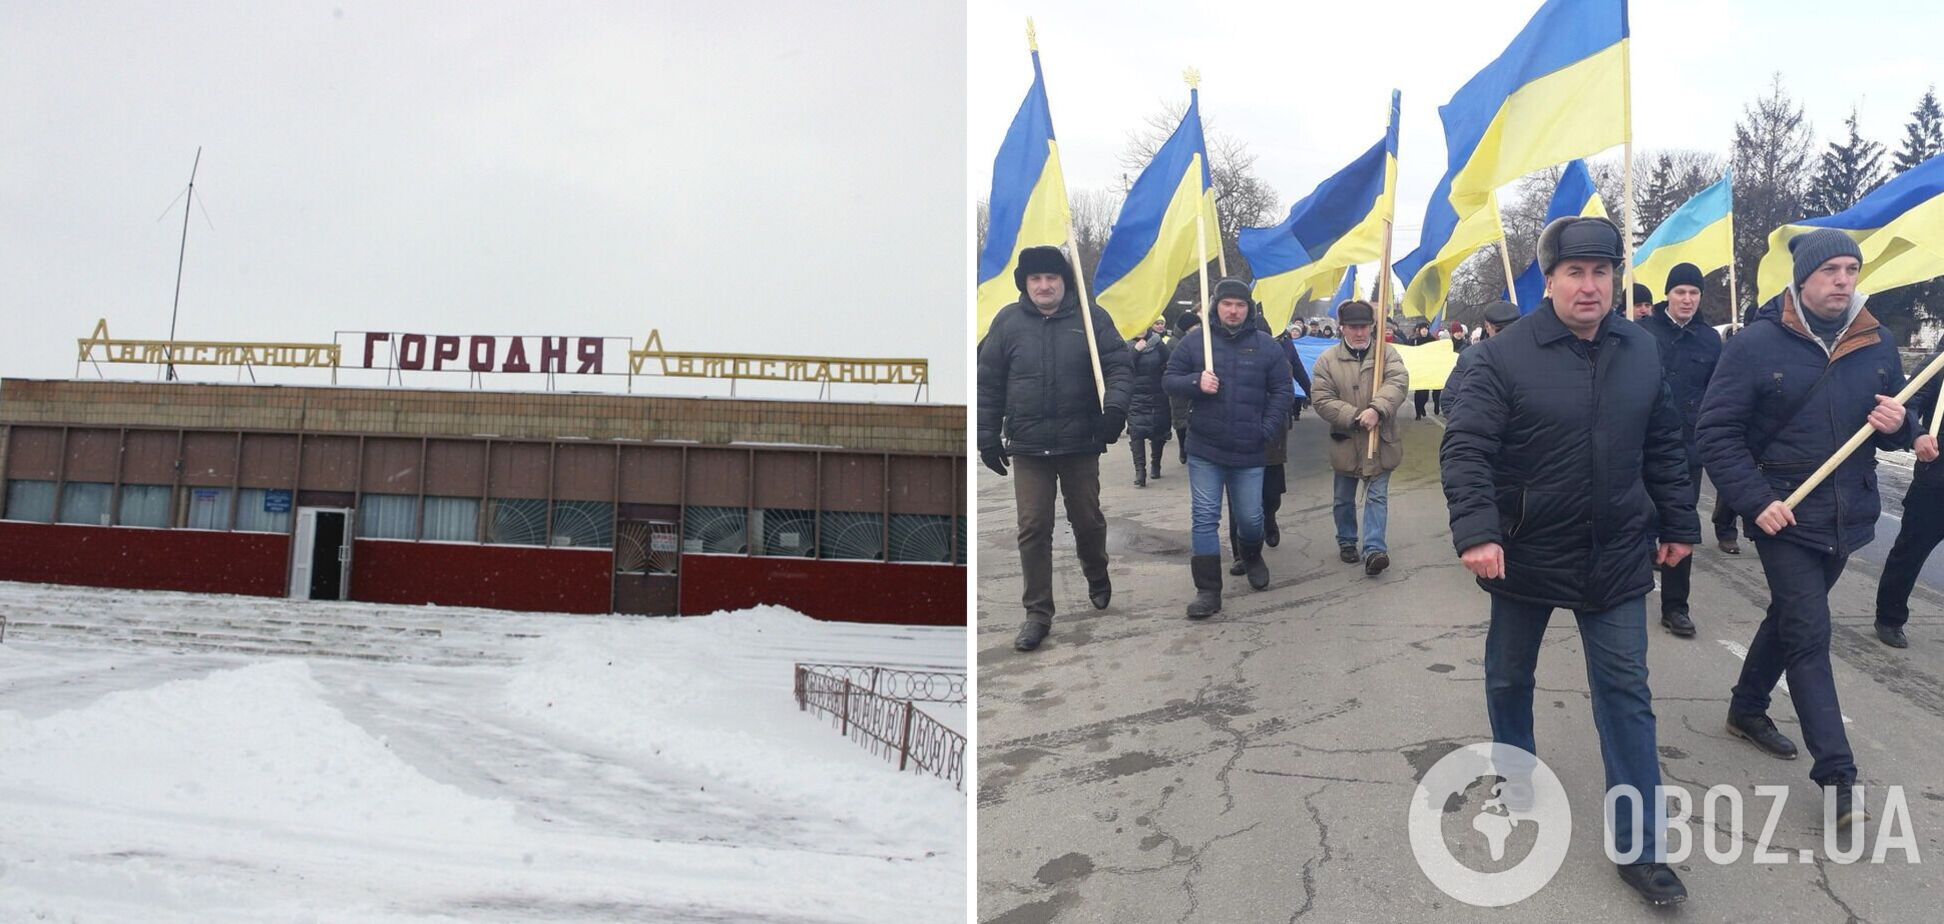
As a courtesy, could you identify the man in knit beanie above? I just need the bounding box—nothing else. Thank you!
[1638,263,1724,638]
[1697,226,1913,838]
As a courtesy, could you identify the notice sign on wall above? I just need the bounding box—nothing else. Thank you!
[359,333,609,374]
[264,490,292,513]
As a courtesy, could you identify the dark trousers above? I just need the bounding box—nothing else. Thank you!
[1712,488,1739,541]
[1229,463,1286,554]
[1876,472,1944,628]
[1731,539,1856,785]
[1485,593,1662,860]
[1413,389,1430,418]
[1012,454,1109,627]
[1657,458,1703,611]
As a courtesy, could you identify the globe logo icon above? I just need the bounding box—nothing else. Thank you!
[1408,743,1573,907]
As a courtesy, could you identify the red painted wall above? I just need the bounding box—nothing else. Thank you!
[679,554,965,626]
[349,539,612,614]
[0,522,289,597]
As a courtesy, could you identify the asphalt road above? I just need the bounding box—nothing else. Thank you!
[976,411,1944,923]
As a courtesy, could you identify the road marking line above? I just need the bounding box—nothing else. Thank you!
[1715,639,1853,724]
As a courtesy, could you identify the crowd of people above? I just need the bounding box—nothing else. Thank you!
[977,219,1941,905]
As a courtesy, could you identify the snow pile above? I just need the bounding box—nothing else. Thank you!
[0,660,518,839]
[504,606,965,856]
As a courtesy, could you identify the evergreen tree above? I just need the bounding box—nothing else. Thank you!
[1731,75,1815,320]
[1893,86,1944,173]
[1805,107,1886,218]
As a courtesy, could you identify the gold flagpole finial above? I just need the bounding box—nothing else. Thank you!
[1183,67,1201,90]
[1026,17,1037,52]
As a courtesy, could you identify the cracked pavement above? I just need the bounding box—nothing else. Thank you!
[977,412,1944,922]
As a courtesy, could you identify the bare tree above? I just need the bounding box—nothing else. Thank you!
[1731,74,1816,321]
[1068,187,1125,284]
[1118,99,1280,283]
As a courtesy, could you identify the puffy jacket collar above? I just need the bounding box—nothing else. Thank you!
[1529,299,1624,346]
[1767,288,1882,363]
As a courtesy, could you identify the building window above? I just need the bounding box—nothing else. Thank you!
[752,508,815,557]
[4,480,57,523]
[423,496,479,542]
[58,482,113,526]
[955,515,966,565]
[118,484,171,528]
[550,501,613,549]
[181,487,231,531]
[682,505,746,554]
[818,510,882,561]
[236,488,294,534]
[889,513,952,563]
[358,494,418,540]
[488,498,548,546]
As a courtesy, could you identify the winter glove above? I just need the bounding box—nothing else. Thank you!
[980,446,1010,477]
[1095,407,1127,444]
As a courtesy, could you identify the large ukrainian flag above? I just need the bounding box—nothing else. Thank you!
[975,46,1070,340]
[1511,159,1607,312]
[1757,153,1944,301]
[1241,91,1401,332]
[1094,89,1222,338]
[1633,172,1732,302]
[1439,0,1630,220]
[1393,173,1504,320]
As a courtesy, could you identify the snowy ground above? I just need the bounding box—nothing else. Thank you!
[0,582,966,923]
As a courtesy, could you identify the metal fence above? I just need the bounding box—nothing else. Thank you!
[793,662,966,704]
[795,663,966,790]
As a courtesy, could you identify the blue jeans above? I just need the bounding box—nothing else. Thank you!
[1332,471,1390,554]
[1731,538,1855,785]
[1485,593,1663,862]
[1187,456,1264,556]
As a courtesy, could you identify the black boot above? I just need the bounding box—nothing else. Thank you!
[1876,621,1909,648]
[1177,433,1188,464]
[1616,862,1687,906]
[1726,711,1799,760]
[1186,554,1222,619]
[1014,620,1050,652]
[1130,439,1147,487]
[1264,513,1280,548]
[1229,526,1248,575]
[1660,605,1696,638]
[1088,575,1111,610]
[1240,539,1270,590]
[1150,440,1164,479]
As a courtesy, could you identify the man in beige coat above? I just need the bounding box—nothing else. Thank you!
[1311,300,1409,575]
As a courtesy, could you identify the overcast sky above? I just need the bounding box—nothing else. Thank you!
[1,1,966,403]
[971,0,1942,286]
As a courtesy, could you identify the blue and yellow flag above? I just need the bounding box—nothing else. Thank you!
[976,43,1071,339]
[1634,172,1733,302]
[1512,159,1608,312]
[1328,265,1359,319]
[1757,153,1944,301]
[1094,89,1222,338]
[1393,174,1504,320]
[1439,0,1630,219]
[1241,91,1401,331]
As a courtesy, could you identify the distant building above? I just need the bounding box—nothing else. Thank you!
[0,379,964,626]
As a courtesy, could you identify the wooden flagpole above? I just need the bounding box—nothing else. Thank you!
[1368,221,1393,460]
[1787,351,1944,508]
[1726,234,1743,335]
[1025,19,1105,405]
[1186,68,1215,372]
[1367,92,1400,459]
[1619,33,1637,313]
[1498,235,1520,309]
[1066,224,1107,405]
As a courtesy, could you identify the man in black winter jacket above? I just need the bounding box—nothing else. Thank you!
[977,246,1134,652]
[1636,263,1723,639]
[1441,216,1699,906]
[1697,229,1914,832]
[1874,348,1944,648]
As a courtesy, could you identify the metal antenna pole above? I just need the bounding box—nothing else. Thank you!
[165,146,202,382]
